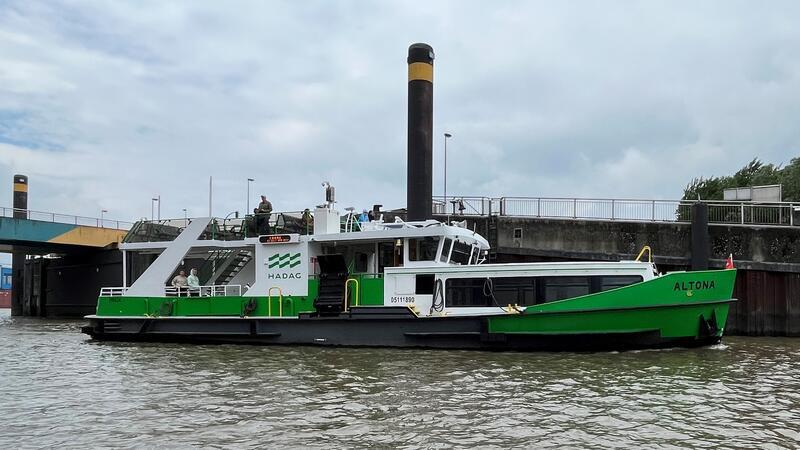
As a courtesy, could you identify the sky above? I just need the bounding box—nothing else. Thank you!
[1,1,799,225]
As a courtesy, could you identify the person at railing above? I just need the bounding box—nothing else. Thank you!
[301,208,313,234]
[187,268,200,297]
[359,209,369,223]
[255,195,273,234]
[171,270,188,296]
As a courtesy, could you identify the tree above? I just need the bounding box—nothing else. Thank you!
[682,157,800,202]
[680,157,800,225]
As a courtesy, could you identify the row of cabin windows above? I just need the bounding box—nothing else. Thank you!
[408,236,478,265]
[415,275,643,306]
[323,236,480,275]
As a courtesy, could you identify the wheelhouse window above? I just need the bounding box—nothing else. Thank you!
[450,241,472,265]
[445,275,643,307]
[439,238,453,263]
[469,246,480,265]
[408,237,440,262]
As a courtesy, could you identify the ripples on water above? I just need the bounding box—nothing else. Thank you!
[0,310,799,449]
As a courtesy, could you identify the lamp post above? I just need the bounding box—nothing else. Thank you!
[182,208,188,226]
[151,194,161,221]
[444,132,452,214]
[247,178,255,216]
[151,197,158,221]
[100,209,108,228]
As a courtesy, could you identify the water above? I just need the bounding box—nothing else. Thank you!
[0,310,798,449]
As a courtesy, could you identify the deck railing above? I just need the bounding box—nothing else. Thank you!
[1,206,133,229]
[432,196,800,227]
[100,284,242,297]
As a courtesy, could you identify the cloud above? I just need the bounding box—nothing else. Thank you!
[0,0,799,229]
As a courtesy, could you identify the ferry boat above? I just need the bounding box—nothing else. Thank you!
[82,196,736,351]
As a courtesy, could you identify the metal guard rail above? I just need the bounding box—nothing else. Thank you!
[432,196,800,227]
[1,206,132,229]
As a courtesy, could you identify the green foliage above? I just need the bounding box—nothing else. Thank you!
[682,157,800,202]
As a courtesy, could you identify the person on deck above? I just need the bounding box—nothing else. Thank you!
[171,270,188,296]
[187,268,200,296]
[301,208,313,234]
[257,195,273,215]
[256,195,273,234]
[359,209,369,222]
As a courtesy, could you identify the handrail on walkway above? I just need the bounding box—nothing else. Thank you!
[432,196,800,227]
[1,206,133,230]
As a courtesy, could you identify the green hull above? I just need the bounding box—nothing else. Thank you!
[490,269,735,340]
[86,270,736,349]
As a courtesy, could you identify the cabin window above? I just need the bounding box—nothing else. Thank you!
[378,242,397,273]
[408,237,440,262]
[353,252,369,273]
[444,275,643,307]
[540,276,591,302]
[445,278,493,307]
[596,275,643,292]
[440,238,453,263]
[416,274,435,294]
[451,241,472,265]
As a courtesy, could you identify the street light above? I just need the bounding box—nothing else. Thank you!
[247,178,255,216]
[151,197,158,221]
[444,132,453,213]
[182,208,188,226]
[100,209,108,228]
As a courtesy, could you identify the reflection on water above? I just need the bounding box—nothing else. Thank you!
[0,310,798,449]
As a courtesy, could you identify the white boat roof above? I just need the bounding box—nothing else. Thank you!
[307,221,490,249]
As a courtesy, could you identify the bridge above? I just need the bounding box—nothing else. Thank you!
[0,207,131,251]
[2,206,131,317]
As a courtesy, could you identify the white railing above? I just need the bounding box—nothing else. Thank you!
[165,284,242,297]
[100,287,129,296]
[99,284,243,297]
[1,207,133,230]
[432,196,800,227]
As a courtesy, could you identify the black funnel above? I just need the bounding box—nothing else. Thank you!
[406,43,434,221]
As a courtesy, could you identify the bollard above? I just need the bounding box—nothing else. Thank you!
[691,202,710,270]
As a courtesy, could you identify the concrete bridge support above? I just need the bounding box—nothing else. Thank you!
[11,174,27,316]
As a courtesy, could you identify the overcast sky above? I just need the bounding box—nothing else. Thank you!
[1,1,799,224]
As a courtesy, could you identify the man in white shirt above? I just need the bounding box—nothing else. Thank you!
[187,268,200,297]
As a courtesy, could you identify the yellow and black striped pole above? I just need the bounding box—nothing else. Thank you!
[407,43,434,221]
[13,174,27,218]
[11,174,27,316]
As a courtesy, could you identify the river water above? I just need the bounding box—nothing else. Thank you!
[0,310,798,449]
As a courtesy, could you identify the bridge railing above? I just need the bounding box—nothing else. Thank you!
[432,196,800,227]
[1,207,133,230]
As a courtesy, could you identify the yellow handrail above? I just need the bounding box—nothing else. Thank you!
[268,286,283,317]
[343,278,360,312]
[635,245,653,263]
